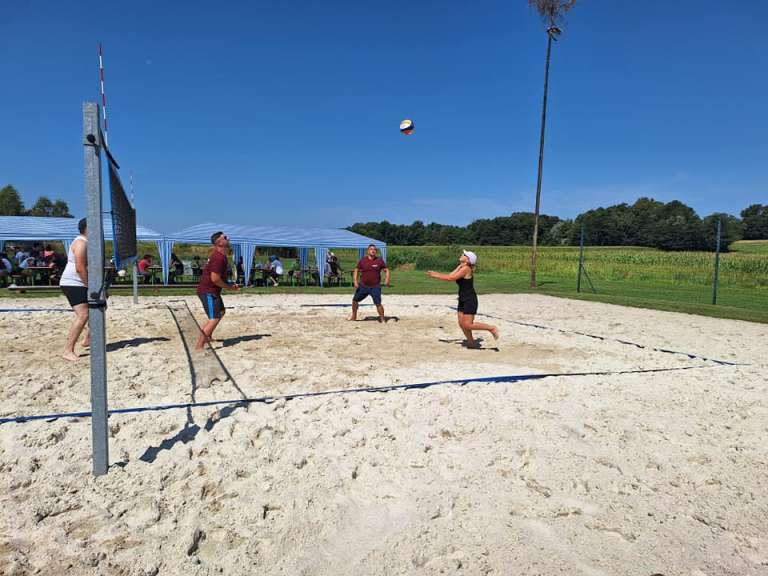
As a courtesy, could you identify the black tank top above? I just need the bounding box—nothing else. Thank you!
[456,275,475,301]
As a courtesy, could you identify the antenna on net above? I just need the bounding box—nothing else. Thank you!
[98,42,109,148]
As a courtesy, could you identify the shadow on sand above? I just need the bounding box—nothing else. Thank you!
[438,337,500,351]
[218,333,271,347]
[135,303,249,465]
[106,336,170,352]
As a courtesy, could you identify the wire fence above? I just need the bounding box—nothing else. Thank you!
[572,223,768,311]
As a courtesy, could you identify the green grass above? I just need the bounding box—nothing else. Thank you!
[6,243,768,324]
[731,239,768,254]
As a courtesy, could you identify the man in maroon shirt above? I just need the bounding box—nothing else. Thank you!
[196,231,240,350]
[349,244,390,322]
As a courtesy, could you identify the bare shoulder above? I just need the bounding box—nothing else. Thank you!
[72,237,87,252]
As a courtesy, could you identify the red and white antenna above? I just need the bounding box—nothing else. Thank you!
[98,42,109,147]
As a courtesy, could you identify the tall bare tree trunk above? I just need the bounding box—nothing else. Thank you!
[531,29,554,288]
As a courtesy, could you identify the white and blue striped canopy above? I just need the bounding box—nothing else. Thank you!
[166,223,386,286]
[0,215,163,242]
[0,218,386,287]
[167,222,385,249]
[0,215,164,276]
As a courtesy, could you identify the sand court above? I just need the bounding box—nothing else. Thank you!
[1,293,766,575]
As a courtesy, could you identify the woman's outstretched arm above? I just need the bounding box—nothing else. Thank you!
[426,265,469,282]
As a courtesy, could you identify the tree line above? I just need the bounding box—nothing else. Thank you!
[0,185,72,218]
[347,198,768,251]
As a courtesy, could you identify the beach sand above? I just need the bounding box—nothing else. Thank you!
[0,293,766,575]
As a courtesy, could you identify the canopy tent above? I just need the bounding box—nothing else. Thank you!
[0,215,163,263]
[165,222,387,286]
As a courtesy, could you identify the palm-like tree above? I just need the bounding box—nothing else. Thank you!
[528,0,576,288]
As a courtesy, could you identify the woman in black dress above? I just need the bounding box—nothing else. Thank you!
[427,250,499,348]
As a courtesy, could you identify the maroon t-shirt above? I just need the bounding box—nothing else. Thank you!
[197,250,229,296]
[357,257,387,287]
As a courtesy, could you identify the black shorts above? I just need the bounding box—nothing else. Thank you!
[61,285,88,307]
[353,285,382,305]
[457,296,478,315]
[199,293,226,319]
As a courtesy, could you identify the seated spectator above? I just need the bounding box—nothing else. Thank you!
[0,252,13,287]
[137,254,153,282]
[42,244,56,264]
[327,251,342,278]
[191,255,202,278]
[18,255,35,284]
[169,253,184,284]
[14,249,28,266]
[288,258,302,284]
[267,255,283,287]
[236,257,245,285]
[19,255,35,270]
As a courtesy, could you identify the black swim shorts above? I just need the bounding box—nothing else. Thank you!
[61,285,88,307]
[457,296,478,315]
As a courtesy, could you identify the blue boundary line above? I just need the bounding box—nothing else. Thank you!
[254,302,742,366]
[0,308,72,313]
[0,364,722,426]
[470,309,742,366]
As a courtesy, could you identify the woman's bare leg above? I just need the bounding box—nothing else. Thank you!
[461,314,499,344]
[63,304,89,361]
[457,312,477,347]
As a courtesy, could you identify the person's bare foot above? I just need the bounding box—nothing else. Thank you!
[490,327,500,341]
[62,351,79,362]
[347,316,357,321]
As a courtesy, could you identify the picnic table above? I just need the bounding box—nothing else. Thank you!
[21,266,57,286]
[134,265,163,284]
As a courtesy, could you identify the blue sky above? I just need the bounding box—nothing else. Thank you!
[1,1,766,233]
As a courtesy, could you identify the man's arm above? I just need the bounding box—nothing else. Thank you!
[384,266,391,287]
[352,268,359,288]
[210,272,239,290]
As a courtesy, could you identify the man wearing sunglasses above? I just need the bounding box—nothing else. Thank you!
[196,231,240,350]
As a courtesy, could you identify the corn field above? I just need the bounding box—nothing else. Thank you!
[139,242,768,290]
[373,243,768,289]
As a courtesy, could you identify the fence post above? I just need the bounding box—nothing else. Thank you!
[712,218,721,305]
[577,223,585,293]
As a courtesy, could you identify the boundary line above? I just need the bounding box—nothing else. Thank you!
[471,309,742,366]
[0,363,726,426]
[0,308,72,313]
